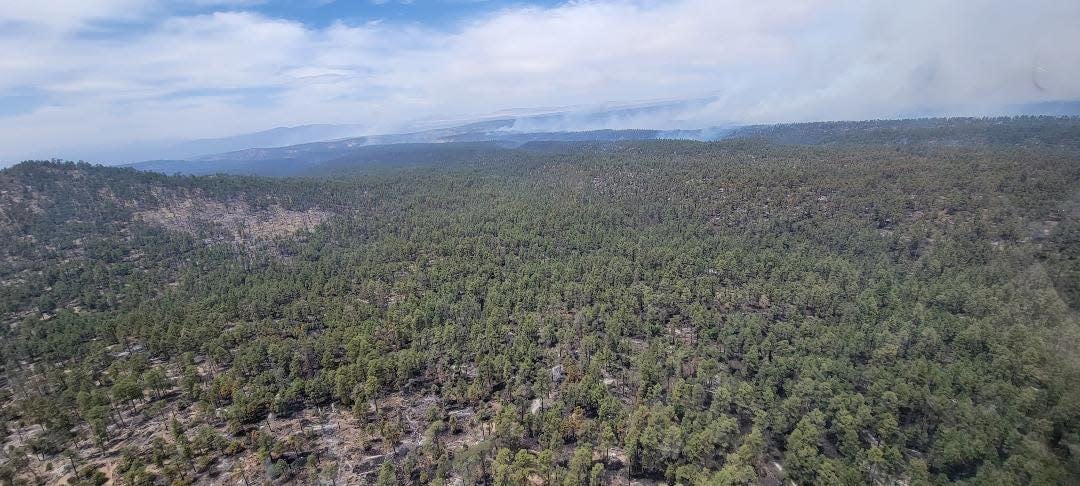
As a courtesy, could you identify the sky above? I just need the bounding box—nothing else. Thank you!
[1,0,1079,164]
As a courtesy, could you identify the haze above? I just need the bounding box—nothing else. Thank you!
[1,0,1078,165]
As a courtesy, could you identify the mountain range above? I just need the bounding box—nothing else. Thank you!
[123,98,1080,177]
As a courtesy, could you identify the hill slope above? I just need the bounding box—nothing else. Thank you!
[3,119,1080,485]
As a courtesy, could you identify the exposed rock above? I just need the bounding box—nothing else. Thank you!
[136,197,330,243]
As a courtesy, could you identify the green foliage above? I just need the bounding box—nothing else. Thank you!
[786,410,826,484]
[376,461,397,486]
[2,118,1080,484]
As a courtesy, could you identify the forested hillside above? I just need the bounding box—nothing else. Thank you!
[2,118,1080,485]
[727,117,1080,148]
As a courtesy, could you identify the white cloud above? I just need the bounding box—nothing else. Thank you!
[1,0,1078,163]
[0,0,152,30]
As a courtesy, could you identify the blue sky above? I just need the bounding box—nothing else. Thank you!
[1,0,1078,164]
[248,1,567,28]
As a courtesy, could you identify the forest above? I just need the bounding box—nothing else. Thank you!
[1,117,1079,485]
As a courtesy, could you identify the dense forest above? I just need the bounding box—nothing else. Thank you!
[1,117,1079,485]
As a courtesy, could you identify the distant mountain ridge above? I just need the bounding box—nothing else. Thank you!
[125,106,733,176]
[159,124,368,160]
[124,117,1080,178]
[125,126,707,177]
[124,98,1080,177]
[123,98,725,174]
